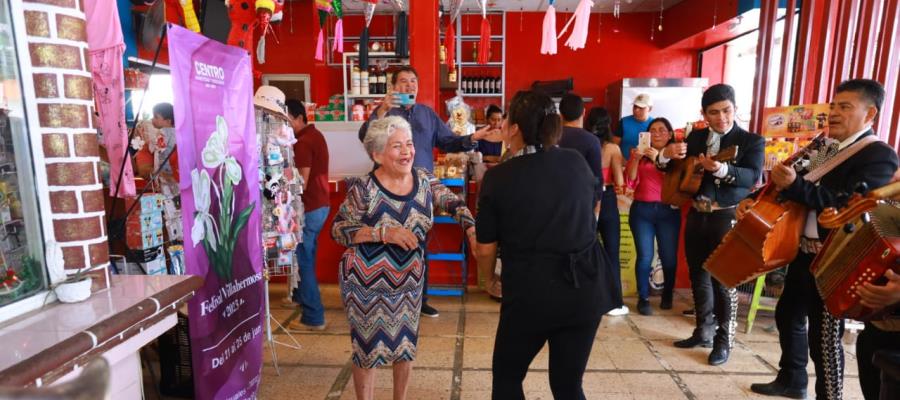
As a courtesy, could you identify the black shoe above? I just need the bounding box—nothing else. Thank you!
[660,296,673,310]
[673,335,713,348]
[708,343,731,366]
[421,303,440,318]
[749,380,807,399]
[638,299,653,315]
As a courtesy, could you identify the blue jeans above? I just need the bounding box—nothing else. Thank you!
[597,187,622,299]
[628,201,681,300]
[293,206,330,325]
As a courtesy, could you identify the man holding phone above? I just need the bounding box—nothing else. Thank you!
[358,66,502,317]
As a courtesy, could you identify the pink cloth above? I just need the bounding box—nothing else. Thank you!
[627,158,664,202]
[541,5,557,55]
[92,46,136,197]
[84,0,124,51]
[85,0,134,197]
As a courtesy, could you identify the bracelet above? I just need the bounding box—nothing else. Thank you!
[370,227,378,243]
[380,225,388,244]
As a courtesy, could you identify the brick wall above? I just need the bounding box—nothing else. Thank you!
[22,0,109,274]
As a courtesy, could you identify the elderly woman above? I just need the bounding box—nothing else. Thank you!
[476,91,621,399]
[332,116,476,400]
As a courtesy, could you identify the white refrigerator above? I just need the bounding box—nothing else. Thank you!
[606,78,710,130]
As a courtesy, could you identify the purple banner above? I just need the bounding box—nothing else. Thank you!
[169,25,264,400]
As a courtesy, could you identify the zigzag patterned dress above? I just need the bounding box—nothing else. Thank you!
[332,168,474,368]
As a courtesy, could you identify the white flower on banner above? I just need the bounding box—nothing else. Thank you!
[224,156,242,185]
[202,116,229,169]
[191,168,217,248]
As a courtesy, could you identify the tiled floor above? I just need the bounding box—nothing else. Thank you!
[256,285,865,400]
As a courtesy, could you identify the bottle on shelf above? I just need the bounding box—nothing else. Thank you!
[360,68,370,96]
[351,66,361,96]
[377,67,387,95]
[368,67,378,95]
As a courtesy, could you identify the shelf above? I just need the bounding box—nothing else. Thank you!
[345,94,386,99]
[428,253,465,262]
[439,35,504,40]
[460,93,503,97]
[440,178,466,187]
[433,216,456,224]
[343,52,407,58]
[460,62,503,66]
[427,287,465,296]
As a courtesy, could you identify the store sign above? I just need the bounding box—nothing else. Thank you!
[761,103,830,138]
[168,25,264,400]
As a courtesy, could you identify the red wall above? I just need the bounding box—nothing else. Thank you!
[503,12,697,108]
[700,44,727,86]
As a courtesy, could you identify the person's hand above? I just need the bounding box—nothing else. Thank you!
[466,227,477,256]
[473,125,503,142]
[642,146,659,161]
[698,153,721,172]
[771,164,797,191]
[663,142,687,160]
[736,198,755,220]
[377,90,397,118]
[384,226,419,251]
[857,269,900,310]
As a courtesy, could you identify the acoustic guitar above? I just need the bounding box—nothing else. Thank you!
[661,145,739,207]
[705,133,827,287]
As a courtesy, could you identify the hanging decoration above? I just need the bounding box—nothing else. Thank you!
[256,0,285,65]
[178,0,200,32]
[395,2,409,58]
[332,0,344,54]
[557,0,593,51]
[444,0,463,70]
[541,0,558,55]
[359,0,377,70]
[658,0,664,31]
[614,0,621,18]
[712,0,718,29]
[596,11,602,43]
[314,0,332,61]
[477,0,491,65]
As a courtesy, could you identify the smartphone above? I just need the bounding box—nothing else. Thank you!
[395,93,416,106]
[637,131,651,152]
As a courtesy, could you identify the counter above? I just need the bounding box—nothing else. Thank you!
[0,275,202,397]
[316,121,373,180]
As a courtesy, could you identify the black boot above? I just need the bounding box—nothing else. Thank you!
[749,380,807,399]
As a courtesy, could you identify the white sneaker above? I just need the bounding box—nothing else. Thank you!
[606,305,630,316]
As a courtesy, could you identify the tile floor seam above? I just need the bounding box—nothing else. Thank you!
[624,315,695,400]
[324,359,354,400]
[734,338,780,373]
[450,294,467,400]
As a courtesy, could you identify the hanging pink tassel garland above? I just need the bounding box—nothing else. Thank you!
[315,28,324,60]
[445,22,456,68]
[332,18,344,53]
[541,4,557,55]
[478,17,491,64]
[562,0,593,51]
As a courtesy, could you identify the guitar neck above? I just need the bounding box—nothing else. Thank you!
[780,132,828,167]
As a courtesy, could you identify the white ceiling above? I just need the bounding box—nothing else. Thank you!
[340,0,686,13]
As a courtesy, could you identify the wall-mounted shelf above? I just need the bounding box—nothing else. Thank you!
[441,12,507,110]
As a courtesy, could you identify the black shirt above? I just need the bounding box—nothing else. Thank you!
[558,126,604,201]
[476,147,620,319]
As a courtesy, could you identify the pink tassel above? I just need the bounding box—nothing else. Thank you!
[315,28,324,61]
[541,5,557,55]
[563,0,593,51]
[333,19,344,53]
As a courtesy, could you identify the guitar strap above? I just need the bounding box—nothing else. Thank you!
[803,135,879,183]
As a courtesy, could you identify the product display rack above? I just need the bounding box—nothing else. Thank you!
[440,12,507,107]
[426,176,469,297]
[341,52,410,119]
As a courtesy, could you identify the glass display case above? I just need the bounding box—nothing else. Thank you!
[0,0,47,309]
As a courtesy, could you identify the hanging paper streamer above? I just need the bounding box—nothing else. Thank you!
[314,0,331,61]
[332,0,344,54]
[449,0,464,23]
[179,0,200,32]
[444,18,455,68]
[396,10,409,58]
[477,0,490,65]
[558,0,593,51]
[541,0,557,55]
[359,0,377,69]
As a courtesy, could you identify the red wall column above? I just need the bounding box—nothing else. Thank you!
[409,0,439,108]
[749,0,778,132]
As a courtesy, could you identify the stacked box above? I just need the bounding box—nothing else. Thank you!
[126,194,165,250]
[314,94,347,121]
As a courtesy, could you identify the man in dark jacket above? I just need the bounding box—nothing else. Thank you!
[750,79,899,399]
[658,84,765,366]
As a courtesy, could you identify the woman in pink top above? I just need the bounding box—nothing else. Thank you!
[625,118,682,315]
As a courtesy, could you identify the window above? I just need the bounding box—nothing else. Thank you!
[0,0,47,312]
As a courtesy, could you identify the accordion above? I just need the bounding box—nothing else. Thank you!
[811,202,900,320]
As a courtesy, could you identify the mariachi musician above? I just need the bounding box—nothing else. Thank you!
[658,84,765,366]
[749,79,899,400]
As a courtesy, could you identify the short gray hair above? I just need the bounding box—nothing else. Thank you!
[363,116,412,160]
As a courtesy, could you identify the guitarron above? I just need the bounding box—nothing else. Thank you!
[704,133,827,287]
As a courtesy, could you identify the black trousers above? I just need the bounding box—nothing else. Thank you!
[774,251,845,399]
[857,322,900,400]
[683,208,738,345]
[492,314,601,400]
[597,187,622,303]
